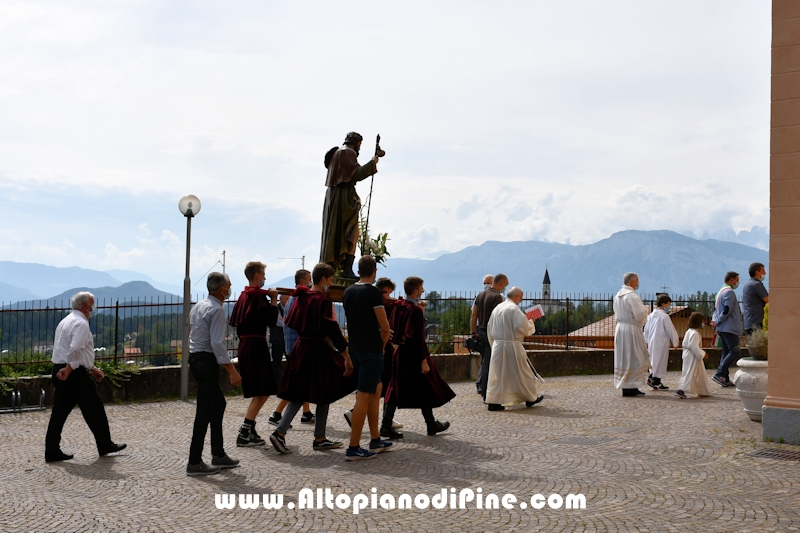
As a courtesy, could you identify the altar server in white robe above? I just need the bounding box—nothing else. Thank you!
[485,287,544,411]
[613,272,650,397]
[643,294,680,390]
[675,312,712,398]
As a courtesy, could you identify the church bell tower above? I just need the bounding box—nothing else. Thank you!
[542,268,551,300]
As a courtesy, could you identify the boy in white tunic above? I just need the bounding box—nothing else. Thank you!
[675,312,712,398]
[643,295,679,390]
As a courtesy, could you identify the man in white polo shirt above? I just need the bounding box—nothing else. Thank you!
[45,291,126,463]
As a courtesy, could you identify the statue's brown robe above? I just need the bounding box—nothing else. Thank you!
[319,146,377,266]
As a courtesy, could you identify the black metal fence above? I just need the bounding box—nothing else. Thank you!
[0,290,722,374]
[420,290,720,353]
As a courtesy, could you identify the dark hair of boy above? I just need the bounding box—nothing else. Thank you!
[404,276,424,296]
[244,261,266,281]
[294,269,311,286]
[358,255,377,278]
[375,277,395,291]
[724,271,739,283]
[656,294,672,307]
[312,263,335,284]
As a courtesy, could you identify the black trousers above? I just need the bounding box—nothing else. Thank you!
[382,401,435,430]
[45,364,113,455]
[477,328,491,399]
[188,352,227,464]
[271,341,285,383]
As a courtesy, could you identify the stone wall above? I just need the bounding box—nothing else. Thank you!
[3,348,722,408]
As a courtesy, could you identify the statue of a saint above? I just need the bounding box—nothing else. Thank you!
[319,132,379,278]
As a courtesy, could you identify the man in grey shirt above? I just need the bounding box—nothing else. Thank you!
[469,274,509,400]
[742,262,769,335]
[711,271,743,388]
[186,272,242,476]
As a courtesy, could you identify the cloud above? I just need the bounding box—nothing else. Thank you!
[0,1,771,282]
[507,202,534,222]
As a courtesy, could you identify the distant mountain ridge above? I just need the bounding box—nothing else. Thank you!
[1,230,768,303]
[3,281,181,314]
[268,230,769,296]
[0,261,182,302]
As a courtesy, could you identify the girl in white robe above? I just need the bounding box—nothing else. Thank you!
[676,312,712,398]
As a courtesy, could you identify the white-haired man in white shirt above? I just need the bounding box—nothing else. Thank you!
[45,292,126,462]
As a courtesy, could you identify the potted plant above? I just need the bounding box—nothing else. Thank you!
[745,328,768,360]
[733,306,769,422]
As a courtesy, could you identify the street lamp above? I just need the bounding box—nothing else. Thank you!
[179,195,201,401]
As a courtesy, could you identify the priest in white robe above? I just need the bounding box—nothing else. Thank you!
[613,272,650,397]
[643,294,680,390]
[485,287,544,411]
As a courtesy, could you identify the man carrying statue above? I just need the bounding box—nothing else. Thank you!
[320,132,380,279]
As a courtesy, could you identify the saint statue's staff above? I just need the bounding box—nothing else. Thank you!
[360,134,385,255]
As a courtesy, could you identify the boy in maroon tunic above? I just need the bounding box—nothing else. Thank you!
[269,263,356,454]
[382,276,455,436]
[228,262,280,447]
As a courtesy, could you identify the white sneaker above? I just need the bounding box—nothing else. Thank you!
[392,420,403,429]
[343,409,353,428]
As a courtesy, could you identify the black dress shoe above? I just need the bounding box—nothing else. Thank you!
[427,420,451,435]
[45,451,74,463]
[622,389,645,397]
[380,427,404,440]
[525,395,544,407]
[487,404,505,411]
[99,443,127,456]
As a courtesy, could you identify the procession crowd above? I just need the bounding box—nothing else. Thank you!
[42,260,768,472]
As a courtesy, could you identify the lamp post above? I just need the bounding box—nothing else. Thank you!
[178,195,201,401]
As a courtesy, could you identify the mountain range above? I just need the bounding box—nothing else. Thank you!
[269,230,769,296]
[0,261,183,302]
[0,230,770,303]
[2,281,180,312]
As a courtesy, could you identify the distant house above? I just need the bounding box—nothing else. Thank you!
[169,340,182,351]
[226,334,239,360]
[123,347,142,357]
[33,342,54,355]
[568,305,713,348]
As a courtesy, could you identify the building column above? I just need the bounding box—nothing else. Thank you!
[763,0,800,444]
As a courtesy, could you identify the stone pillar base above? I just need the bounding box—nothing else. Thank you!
[763,406,800,445]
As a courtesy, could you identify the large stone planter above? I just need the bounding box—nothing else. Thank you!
[732,357,769,422]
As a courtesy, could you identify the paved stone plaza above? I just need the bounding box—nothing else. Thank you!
[1,371,799,532]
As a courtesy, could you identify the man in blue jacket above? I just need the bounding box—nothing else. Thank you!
[711,271,743,387]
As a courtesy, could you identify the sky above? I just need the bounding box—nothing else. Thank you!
[0,1,771,291]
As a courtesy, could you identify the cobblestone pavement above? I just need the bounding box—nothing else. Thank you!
[2,371,799,533]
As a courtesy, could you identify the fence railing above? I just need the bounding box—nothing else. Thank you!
[0,291,723,372]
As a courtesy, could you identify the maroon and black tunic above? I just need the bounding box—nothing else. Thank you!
[380,298,399,398]
[277,286,357,404]
[384,298,456,408]
[229,286,279,398]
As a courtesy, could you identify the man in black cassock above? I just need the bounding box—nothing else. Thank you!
[319,131,379,278]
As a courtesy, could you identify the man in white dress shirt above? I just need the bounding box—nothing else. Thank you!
[186,272,242,476]
[613,272,650,397]
[45,292,126,462]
